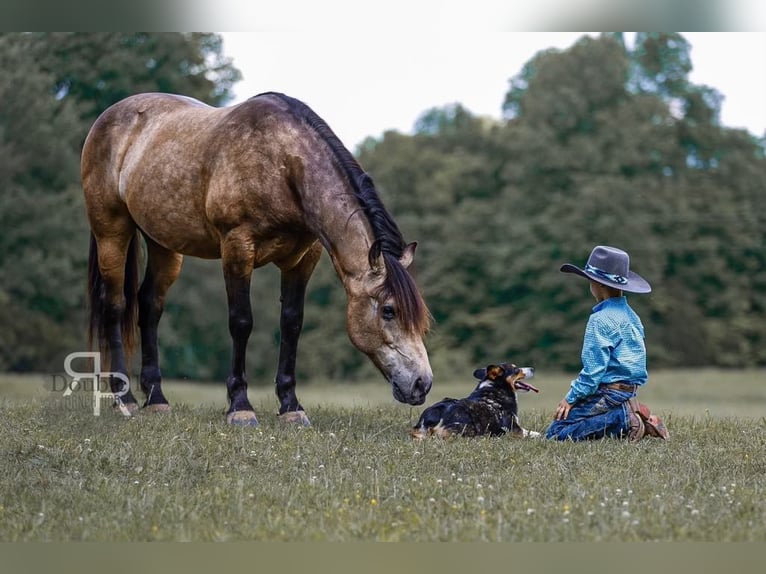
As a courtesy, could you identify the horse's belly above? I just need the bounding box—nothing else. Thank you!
[128,201,222,259]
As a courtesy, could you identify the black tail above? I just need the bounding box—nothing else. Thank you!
[87,232,140,366]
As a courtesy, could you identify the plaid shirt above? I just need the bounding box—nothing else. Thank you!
[565,296,648,404]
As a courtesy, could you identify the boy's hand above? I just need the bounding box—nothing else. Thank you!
[554,398,572,420]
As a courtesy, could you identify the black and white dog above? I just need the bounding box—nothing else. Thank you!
[411,363,540,439]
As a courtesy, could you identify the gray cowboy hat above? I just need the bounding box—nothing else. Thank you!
[560,245,651,293]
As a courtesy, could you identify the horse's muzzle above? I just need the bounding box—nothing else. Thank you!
[393,375,433,405]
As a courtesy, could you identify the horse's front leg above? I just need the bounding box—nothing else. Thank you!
[222,241,258,426]
[276,243,322,425]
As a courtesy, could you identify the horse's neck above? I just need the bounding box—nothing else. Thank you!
[285,134,375,294]
[305,186,374,293]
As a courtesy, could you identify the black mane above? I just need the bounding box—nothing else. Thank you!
[258,92,430,334]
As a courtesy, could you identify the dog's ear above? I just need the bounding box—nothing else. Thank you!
[473,367,487,380]
[485,364,505,381]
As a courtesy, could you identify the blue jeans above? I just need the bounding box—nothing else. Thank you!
[545,388,633,441]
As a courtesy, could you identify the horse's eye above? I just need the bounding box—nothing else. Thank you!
[381,305,396,321]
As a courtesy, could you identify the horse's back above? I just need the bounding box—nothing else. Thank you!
[91,92,212,125]
[83,92,302,187]
[83,93,216,164]
[81,92,320,260]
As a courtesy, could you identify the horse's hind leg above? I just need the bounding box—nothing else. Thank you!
[93,225,141,412]
[138,236,183,412]
[275,243,322,425]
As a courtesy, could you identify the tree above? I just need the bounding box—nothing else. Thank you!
[0,34,85,370]
[4,32,765,380]
[360,33,766,374]
[0,33,242,374]
[30,33,240,140]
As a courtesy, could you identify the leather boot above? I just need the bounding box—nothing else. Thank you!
[637,402,670,439]
[626,398,645,442]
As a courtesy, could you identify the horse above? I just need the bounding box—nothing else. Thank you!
[82,91,433,426]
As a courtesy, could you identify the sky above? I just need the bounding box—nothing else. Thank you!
[220,32,766,150]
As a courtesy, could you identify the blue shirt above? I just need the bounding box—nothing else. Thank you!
[565,296,648,404]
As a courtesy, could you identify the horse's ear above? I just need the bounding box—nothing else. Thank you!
[399,242,417,269]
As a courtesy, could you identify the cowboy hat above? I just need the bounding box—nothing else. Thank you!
[560,245,651,293]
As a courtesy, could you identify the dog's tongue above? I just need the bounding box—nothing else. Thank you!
[515,380,540,393]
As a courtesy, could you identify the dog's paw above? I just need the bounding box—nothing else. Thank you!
[524,429,542,439]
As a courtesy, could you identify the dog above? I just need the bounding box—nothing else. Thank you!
[410,363,541,439]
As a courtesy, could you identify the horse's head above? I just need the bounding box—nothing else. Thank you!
[346,242,433,405]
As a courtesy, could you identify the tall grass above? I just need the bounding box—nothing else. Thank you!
[1,370,764,541]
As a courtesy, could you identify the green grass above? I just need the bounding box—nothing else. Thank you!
[1,370,764,541]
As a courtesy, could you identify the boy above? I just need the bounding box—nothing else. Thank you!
[546,245,669,442]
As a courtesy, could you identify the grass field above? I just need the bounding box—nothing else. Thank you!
[1,369,764,541]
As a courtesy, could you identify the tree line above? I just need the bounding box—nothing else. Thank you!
[1,32,764,384]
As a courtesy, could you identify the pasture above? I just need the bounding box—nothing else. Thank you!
[1,369,764,542]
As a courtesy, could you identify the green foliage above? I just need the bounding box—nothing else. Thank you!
[30,32,241,140]
[360,32,766,373]
[0,34,86,371]
[0,33,242,376]
[2,32,765,384]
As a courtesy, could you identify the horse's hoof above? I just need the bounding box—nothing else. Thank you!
[278,410,311,426]
[113,401,139,417]
[144,403,171,414]
[226,411,259,426]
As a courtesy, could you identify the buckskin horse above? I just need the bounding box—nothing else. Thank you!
[82,91,433,425]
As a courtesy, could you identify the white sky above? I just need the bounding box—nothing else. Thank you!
[220,32,766,150]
